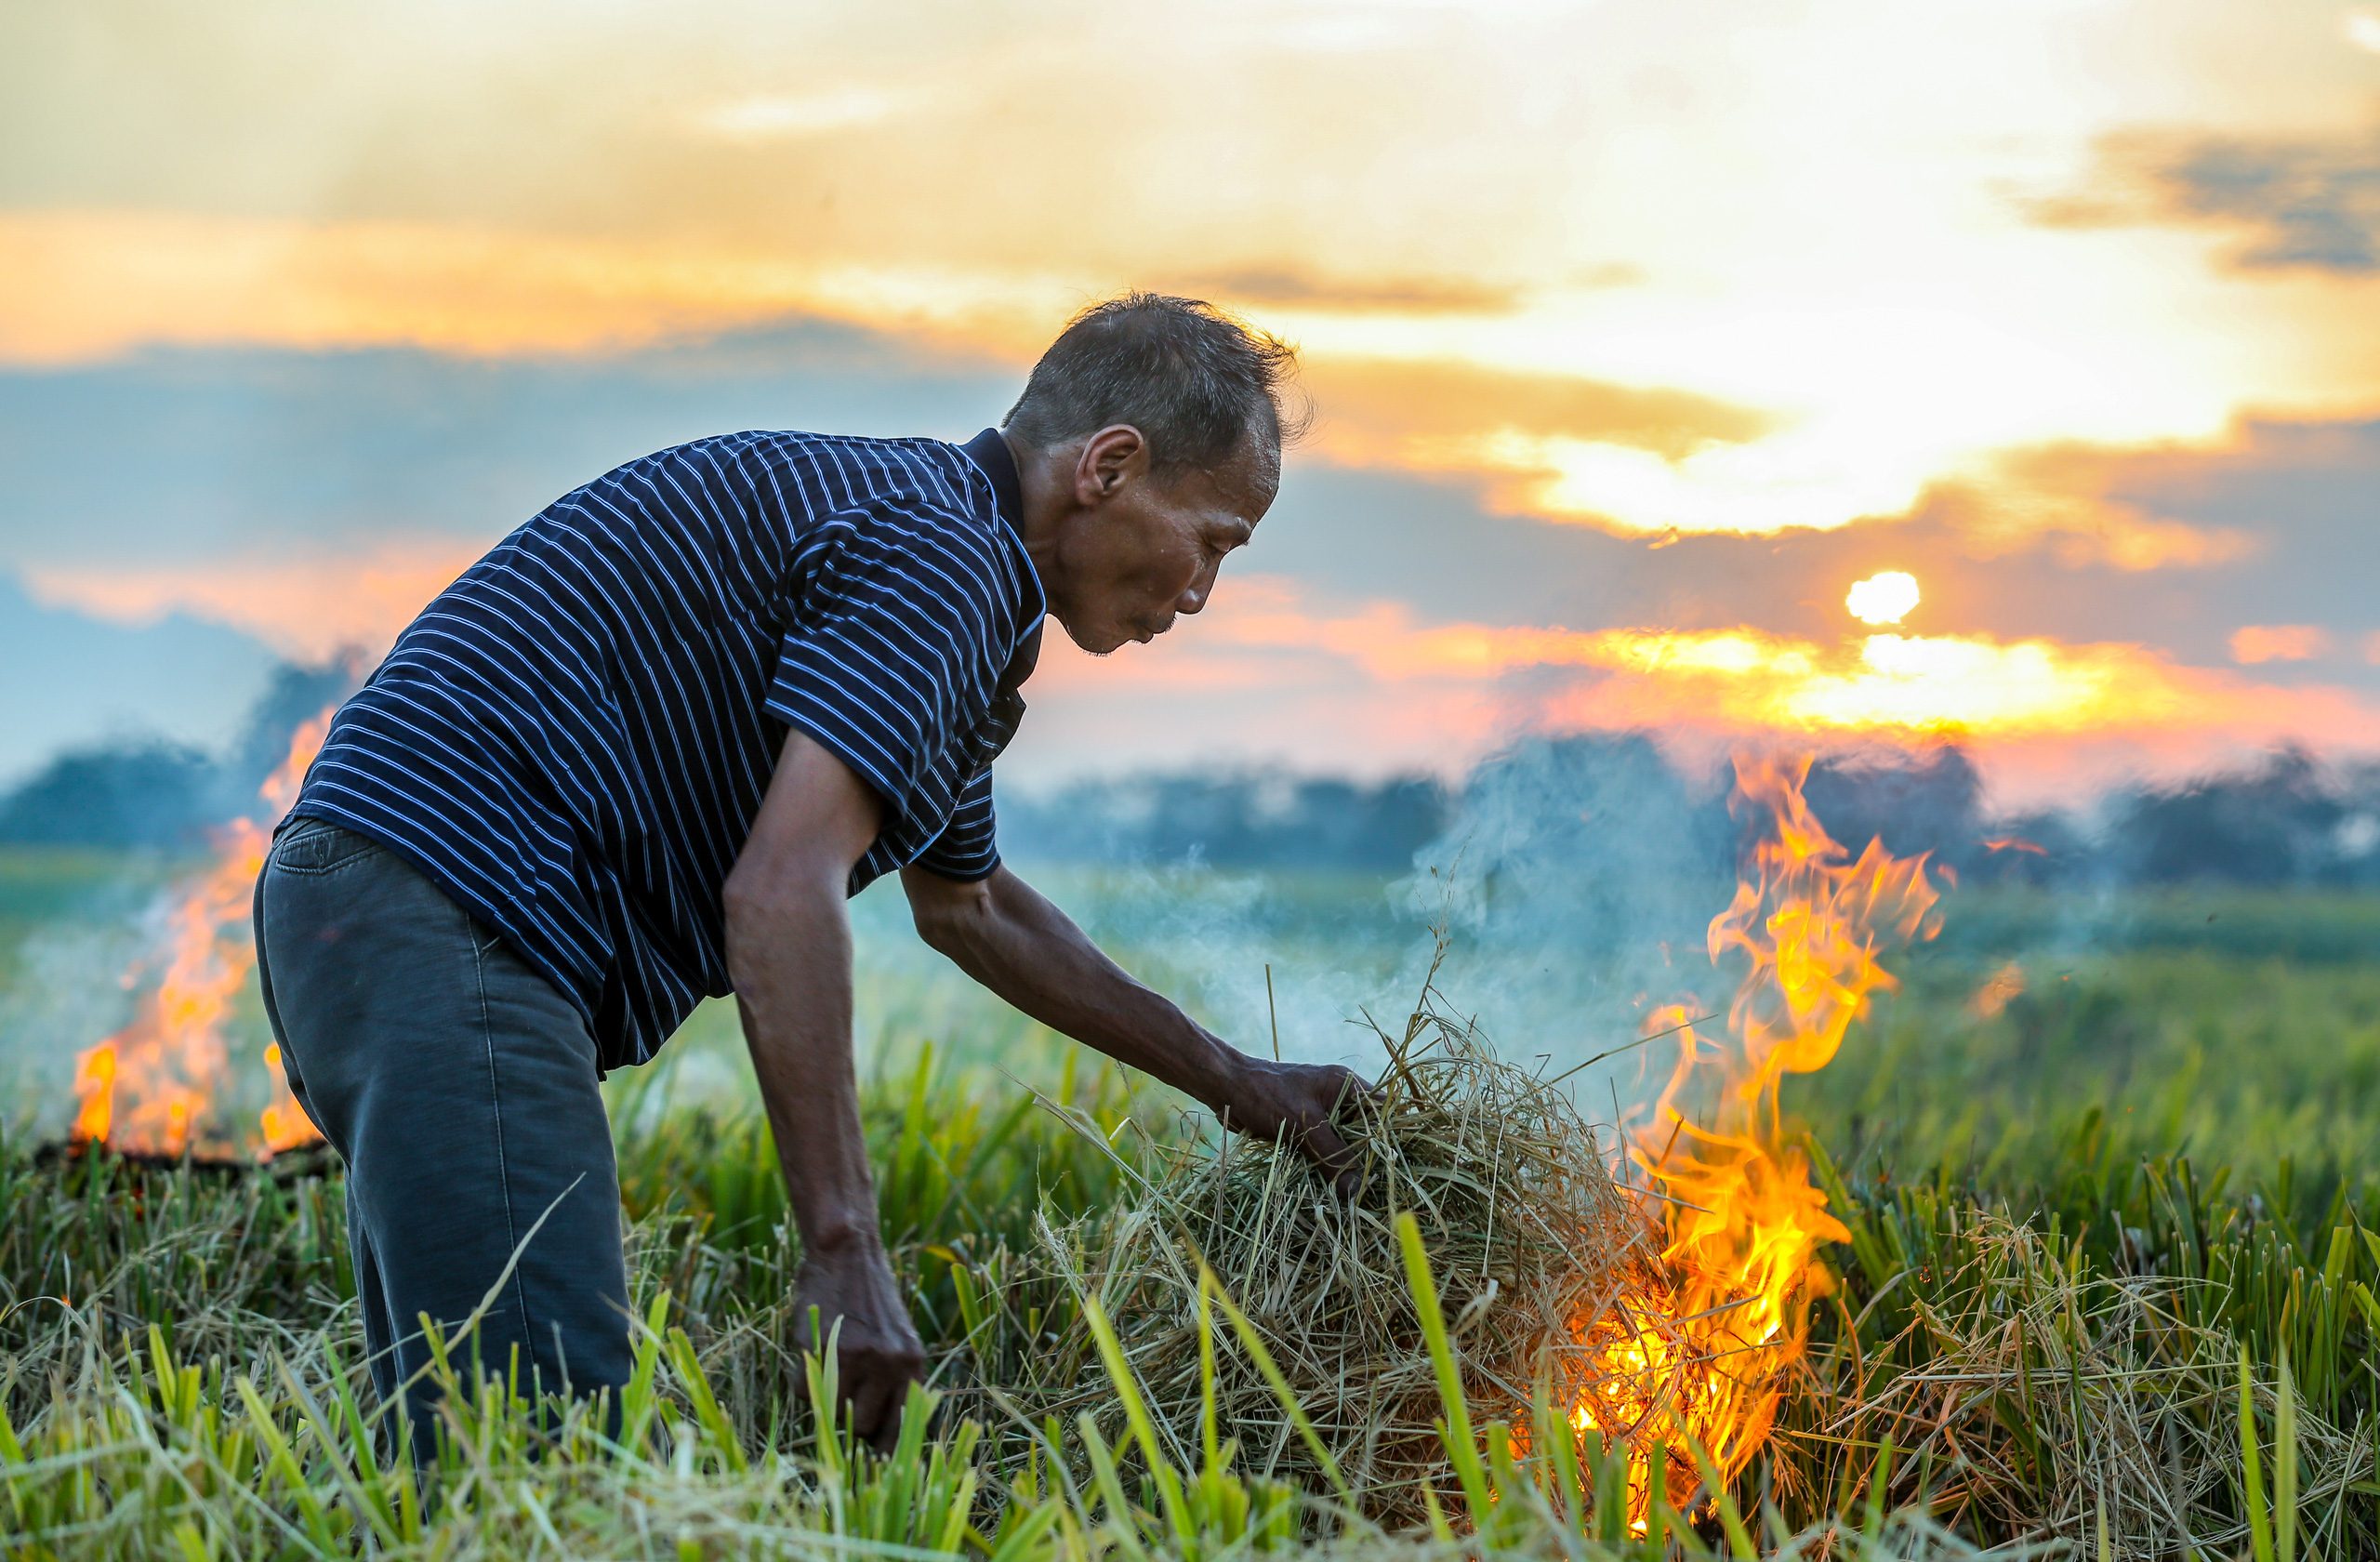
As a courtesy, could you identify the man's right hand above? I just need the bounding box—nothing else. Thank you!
[791,1235,926,1453]
[725,729,922,1452]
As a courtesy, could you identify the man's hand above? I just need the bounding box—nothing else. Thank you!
[1209,1055,1377,1197]
[903,865,1379,1195]
[727,730,927,1453]
[791,1237,926,1454]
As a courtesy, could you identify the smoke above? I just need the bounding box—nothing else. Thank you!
[0,920,141,1144]
[976,735,1744,1100]
[1395,734,1736,1079]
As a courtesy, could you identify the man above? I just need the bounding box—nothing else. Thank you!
[253,293,1371,1452]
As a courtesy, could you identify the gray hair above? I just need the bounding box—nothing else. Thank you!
[1003,293,1305,477]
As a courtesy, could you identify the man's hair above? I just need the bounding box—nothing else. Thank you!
[1003,293,1304,477]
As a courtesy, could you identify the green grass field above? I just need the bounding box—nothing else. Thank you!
[2,851,2375,1557]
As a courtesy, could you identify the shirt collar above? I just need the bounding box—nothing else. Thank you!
[959,428,1026,534]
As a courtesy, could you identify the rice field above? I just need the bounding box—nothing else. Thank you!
[2,855,2376,1557]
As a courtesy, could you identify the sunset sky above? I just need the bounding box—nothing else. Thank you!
[6,0,2380,804]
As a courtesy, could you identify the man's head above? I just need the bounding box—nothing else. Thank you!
[1003,293,1302,655]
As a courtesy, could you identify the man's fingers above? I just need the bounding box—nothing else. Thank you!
[1302,1118,1351,1166]
[847,1372,894,1453]
[1300,1118,1369,1198]
[839,1340,924,1455]
[1331,1068,1383,1120]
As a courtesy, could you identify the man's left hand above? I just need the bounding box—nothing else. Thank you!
[1210,1057,1377,1197]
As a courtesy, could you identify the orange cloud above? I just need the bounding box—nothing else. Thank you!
[23,537,484,661]
[1543,628,2370,742]
[1038,576,2380,773]
[1296,357,1774,474]
[1907,445,2260,573]
[2230,624,2331,663]
[0,209,1067,367]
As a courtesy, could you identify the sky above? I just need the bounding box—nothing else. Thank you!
[6,0,2380,806]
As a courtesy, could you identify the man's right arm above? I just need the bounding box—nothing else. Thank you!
[721,727,920,1450]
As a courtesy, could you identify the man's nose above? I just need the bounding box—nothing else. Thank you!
[1176,561,1223,616]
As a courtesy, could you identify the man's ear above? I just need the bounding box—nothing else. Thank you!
[1075,425,1149,506]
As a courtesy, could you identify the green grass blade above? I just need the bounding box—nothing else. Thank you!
[2240,1345,2273,1562]
[2275,1350,2297,1562]
[1080,1292,1192,1544]
[1395,1209,1490,1523]
[1686,1436,1754,1558]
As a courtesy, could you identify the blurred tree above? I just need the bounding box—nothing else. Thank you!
[0,741,218,848]
[0,657,360,849]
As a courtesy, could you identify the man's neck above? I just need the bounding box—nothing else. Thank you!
[1004,430,1072,584]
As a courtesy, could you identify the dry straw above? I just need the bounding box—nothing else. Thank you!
[1000,971,1677,1527]
[1826,1214,2369,1560]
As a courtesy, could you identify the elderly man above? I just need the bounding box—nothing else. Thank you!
[251,293,1370,1452]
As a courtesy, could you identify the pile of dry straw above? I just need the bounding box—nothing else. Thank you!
[996,980,1679,1526]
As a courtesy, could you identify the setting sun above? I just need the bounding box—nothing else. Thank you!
[1845,570,1920,627]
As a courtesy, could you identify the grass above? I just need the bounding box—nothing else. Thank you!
[3,862,2379,1555]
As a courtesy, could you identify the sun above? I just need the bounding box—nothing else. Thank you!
[1845,570,1920,627]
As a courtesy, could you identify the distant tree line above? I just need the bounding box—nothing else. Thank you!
[6,667,2378,890]
[0,664,356,850]
[998,738,2380,890]
[1797,741,2380,891]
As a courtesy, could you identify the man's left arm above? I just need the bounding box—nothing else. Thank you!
[900,864,1372,1189]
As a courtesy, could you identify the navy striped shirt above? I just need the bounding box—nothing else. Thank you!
[290,429,1045,1068]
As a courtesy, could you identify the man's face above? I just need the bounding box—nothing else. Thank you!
[1045,429,1276,655]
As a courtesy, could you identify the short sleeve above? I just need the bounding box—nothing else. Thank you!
[911,768,1000,882]
[764,504,1005,819]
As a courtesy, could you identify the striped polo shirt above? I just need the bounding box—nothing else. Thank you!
[289,428,1045,1068]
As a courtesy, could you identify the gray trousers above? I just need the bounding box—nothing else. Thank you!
[253,817,632,1452]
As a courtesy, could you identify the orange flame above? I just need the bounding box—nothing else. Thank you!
[70,710,336,1159]
[1576,750,1942,1516]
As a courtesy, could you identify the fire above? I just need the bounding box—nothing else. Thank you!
[70,710,336,1160]
[1575,751,1942,1516]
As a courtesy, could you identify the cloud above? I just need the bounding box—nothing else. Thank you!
[1905,443,2261,572]
[1300,356,1774,471]
[0,210,1075,368]
[2230,624,2331,663]
[1046,574,2380,755]
[0,572,278,785]
[2034,120,2380,276]
[1183,271,1528,316]
[694,86,919,141]
[22,536,483,661]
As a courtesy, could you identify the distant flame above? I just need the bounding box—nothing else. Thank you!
[70,710,336,1159]
[1969,960,2027,1018]
[1574,751,1942,1516]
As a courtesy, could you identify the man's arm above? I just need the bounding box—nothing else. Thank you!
[722,729,919,1451]
[900,864,1373,1190]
